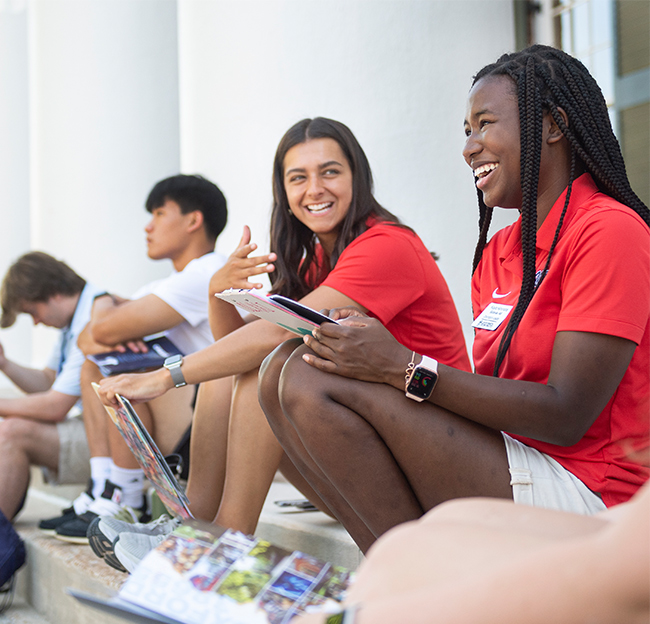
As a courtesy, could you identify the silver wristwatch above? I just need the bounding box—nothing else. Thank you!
[163,354,187,388]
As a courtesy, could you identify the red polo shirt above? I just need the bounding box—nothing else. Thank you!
[472,174,650,506]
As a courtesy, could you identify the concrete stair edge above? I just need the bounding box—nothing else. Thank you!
[2,479,362,624]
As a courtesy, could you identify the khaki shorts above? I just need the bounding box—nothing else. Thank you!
[42,415,91,485]
[502,433,606,514]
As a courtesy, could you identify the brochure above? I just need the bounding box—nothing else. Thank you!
[92,384,192,519]
[71,521,352,624]
[215,290,338,336]
[88,335,183,377]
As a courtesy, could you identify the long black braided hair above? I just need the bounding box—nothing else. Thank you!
[470,45,650,376]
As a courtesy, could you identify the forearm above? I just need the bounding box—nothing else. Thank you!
[180,319,293,384]
[0,390,77,422]
[208,296,246,341]
[0,360,55,394]
[430,365,574,444]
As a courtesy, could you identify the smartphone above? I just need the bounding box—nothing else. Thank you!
[269,295,337,326]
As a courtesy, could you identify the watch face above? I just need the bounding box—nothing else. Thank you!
[407,368,437,399]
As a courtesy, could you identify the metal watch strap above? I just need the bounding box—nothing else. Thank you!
[164,355,187,388]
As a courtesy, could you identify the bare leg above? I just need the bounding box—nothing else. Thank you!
[268,345,512,551]
[260,340,378,551]
[185,377,232,521]
[0,418,60,518]
[348,497,610,603]
[213,368,283,535]
[80,359,111,457]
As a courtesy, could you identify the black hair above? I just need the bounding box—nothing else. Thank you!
[1,252,86,328]
[470,45,649,376]
[269,117,402,299]
[146,174,228,241]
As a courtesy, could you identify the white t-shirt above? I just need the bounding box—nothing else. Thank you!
[132,251,227,355]
[46,282,105,397]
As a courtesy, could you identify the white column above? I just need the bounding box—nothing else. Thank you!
[0,1,33,379]
[26,0,181,363]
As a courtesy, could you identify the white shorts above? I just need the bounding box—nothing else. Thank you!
[42,415,91,485]
[502,433,606,515]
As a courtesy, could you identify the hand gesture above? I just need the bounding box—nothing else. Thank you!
[302,316,411,387]
[209,226,277,296]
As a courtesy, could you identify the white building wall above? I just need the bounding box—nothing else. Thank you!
[0,2,32,376]
[177,0,517,350]
[1,0,518,387]
[0,0,181,382]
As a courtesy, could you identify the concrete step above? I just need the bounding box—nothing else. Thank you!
[3,477,362,624]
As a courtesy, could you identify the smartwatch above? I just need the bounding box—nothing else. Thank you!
[163,354,187,388]
[405,355,439,402]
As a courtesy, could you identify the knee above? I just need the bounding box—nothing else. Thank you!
[364,519,420,566]
[80,358,101,385]
[276,345,321,419]
[0,418,37,450]
[258,338,302,415]
[420,497,497,526]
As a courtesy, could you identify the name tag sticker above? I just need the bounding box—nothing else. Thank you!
[472,302,514,331]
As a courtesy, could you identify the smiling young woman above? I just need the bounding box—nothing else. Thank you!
[259,47,650,554]
[98,117,469,539]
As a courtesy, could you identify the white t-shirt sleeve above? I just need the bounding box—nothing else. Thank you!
[149,253,226,327]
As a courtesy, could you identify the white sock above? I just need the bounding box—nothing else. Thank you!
[89,457,113,499]
[110,466,145,508]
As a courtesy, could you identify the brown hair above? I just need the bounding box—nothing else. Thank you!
[1,252,86,328]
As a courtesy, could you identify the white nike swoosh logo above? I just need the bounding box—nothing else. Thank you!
[492,288,511,299]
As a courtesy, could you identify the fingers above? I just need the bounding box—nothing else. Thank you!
[97,377,120,406]
[329,306,368,321]
[238,225,252,248]
[125,340,148,353]
[301,349,339,374]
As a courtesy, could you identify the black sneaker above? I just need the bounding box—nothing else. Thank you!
[55,481,141,545]
[38,479,94,535]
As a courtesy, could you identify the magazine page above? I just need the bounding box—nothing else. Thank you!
[215,290,336,337]
[91,384,192,519]
[88,335,183,377]
[118,521,352,624]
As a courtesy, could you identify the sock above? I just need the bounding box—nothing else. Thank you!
[89,457,113,499]
[109,465,145,508]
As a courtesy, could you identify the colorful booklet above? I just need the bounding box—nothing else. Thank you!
[91,383,192,519]
[88,335,183,377]
[70,521,353,624]
[215,290,338,336]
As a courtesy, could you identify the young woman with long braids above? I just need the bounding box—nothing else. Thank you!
[259,45,650,554]
[98,117,470,537]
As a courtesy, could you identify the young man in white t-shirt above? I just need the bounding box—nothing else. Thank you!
[42,174,230,543]
[0,253,106,521]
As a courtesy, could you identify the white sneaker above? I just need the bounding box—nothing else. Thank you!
[87,514,180,561]
[114,533,168,573]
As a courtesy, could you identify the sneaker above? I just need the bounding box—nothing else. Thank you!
[114,532,168,573]
[54,481,141,544]
[87,514,180,561]
[38,480,94,535]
